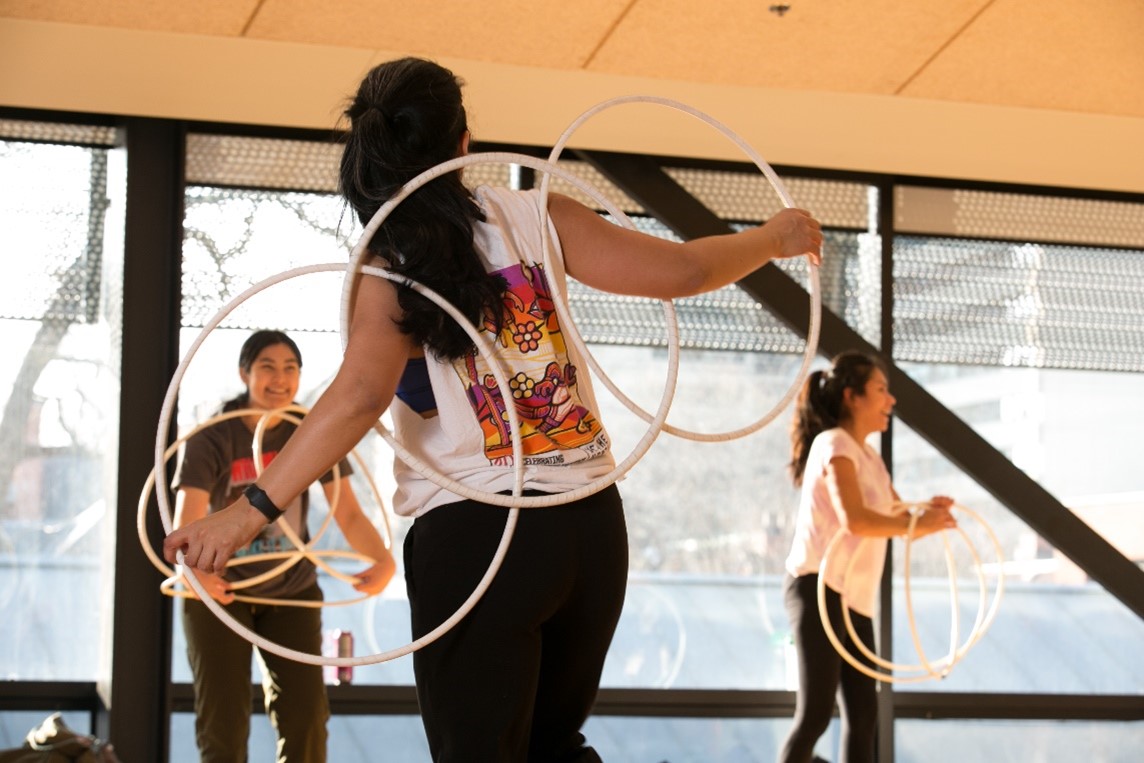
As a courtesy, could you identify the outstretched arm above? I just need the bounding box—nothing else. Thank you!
[825,457,957,539]
[547,192,822,300]
[164,274,415,574]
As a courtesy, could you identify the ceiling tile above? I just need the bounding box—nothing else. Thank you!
[246,0,631,68]
[900,0,1144,118]
[585,0,991,93]
[0,0,259,35]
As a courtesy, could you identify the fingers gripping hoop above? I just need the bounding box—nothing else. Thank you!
[816,503,1005,684]
[538,95,822,442]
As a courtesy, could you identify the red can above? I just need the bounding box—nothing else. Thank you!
[336,630,353,685]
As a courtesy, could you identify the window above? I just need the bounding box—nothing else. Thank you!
[0,125,123,682]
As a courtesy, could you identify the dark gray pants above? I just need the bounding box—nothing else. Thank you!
[404,485,627,763]
[780,573,877,763]
[182,581,329,763]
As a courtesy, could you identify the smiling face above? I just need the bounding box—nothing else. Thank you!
[239,342,301,412]
[842,367,895,439]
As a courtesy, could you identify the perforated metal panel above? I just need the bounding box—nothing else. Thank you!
[0,119,117,146]
[180,143,872,351]
[183,132,1144,368]
[181,185,353,331]
[666,168,872,228]
[0,138,109,325]
[187,133,514,192]
[896,186,1144,249]
[893,236,1144,372]
[539,159,645,214]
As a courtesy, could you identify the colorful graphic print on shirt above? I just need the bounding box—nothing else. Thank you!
[452,262,607,465]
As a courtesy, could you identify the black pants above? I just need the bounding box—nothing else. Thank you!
[779,574,877,763]
[404,485,627,763]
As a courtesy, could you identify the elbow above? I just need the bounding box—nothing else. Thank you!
[351,388,390,423]
[682,267,711,298]
[337,373,391,425]
[840,512,872,537]
[668,259,712,299]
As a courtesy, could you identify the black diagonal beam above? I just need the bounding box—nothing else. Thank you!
[576,149,1144,621]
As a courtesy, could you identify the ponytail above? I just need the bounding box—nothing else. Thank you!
[788,351,881,485]
[338,57,504,360]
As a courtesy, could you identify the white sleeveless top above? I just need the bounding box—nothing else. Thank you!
[389,185,615,518]
[785,428,896,617]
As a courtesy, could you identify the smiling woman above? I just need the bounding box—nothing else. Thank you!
[171,329,394,763]
[238,332,302,415]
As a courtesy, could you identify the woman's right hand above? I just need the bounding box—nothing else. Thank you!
[760,207,823,267]
[181,569,235,604]
[910,499,958,539]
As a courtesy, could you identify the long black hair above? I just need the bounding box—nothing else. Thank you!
[788,351,882,486]
[221,330,303,413]
[339,57,504,360]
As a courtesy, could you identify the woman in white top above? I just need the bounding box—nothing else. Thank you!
[166,56,823,762]
[780,351,956,763]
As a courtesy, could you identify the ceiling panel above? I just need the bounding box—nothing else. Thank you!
[246,0,631,69]
[899,0,1144,117]
[0,0,258,35]
[584,0,991,93]
[1,0,1141,121]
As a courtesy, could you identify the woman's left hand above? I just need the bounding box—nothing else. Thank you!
[928,495,955,510]
[352,554,397,596]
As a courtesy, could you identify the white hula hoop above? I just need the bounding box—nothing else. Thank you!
[816,503,1005,683]
[157,263,527,668]
[159,550,379,608]
[538,95,822,442]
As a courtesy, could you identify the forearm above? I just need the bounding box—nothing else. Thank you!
[678,226,783,295]
[551,194,820,301]
[328,485,390,562]
[340,512,390,563]
[254,375,389,512]
[846,502,955,539]
[845,508,921,539]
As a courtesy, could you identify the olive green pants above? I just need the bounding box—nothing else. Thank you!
[182,582,328,763]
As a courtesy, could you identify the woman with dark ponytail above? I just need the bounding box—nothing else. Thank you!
[167,57,823,762]
[779,351,957,763]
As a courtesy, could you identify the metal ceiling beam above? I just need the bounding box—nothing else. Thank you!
[575,148,1144,621]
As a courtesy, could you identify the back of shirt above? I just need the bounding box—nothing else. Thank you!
[390,185,616,517]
